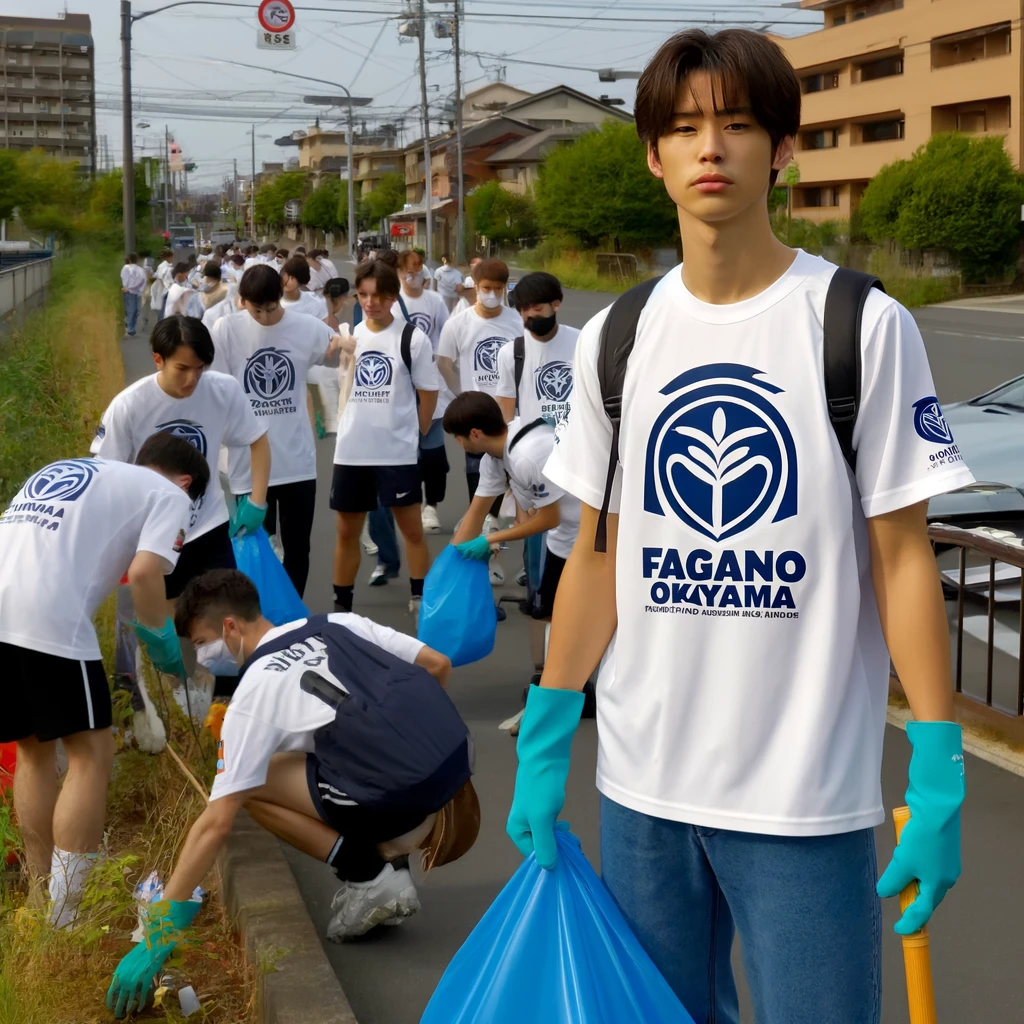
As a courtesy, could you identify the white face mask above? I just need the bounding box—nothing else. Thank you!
[478,289,502,309]
[195,636,242,677]
[404,272,423,285]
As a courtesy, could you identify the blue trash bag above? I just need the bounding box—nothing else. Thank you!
[420,830,695,1024]
[417,544,496,667]
[231,528,309,626]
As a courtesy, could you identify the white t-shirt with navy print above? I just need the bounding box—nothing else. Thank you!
[91,371,266,540]
[544,250,974,838]
[495,324,580,425]
[397,288,452,418]
[437,304,523,397]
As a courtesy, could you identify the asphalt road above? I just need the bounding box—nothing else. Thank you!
[122,280,1024,1023]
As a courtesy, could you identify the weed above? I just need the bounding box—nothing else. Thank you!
[515,247,651,294]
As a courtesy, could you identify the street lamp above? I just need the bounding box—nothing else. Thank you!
[598,69,642,82]
[248,126,272,240]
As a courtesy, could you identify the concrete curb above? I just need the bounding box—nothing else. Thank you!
[219,810,358,1024]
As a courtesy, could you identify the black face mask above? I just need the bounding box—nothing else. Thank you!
[524,313,557,336]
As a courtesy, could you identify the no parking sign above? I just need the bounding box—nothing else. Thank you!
[257,0,296,48]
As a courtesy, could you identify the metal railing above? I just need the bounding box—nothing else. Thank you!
[0,256,53,327]
[929,522,1024,717]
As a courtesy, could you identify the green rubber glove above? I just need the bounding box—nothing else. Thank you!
[130,616,185,677]
[506,685,585,870]
[230,495,267,538]
[455,535,493,561]
[876,721,965,935]
[106,898,202,1018]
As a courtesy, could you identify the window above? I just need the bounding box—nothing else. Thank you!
[37,127,47,137]
[799,186,840,208]
[802,72,839,94]
[957,110,986,132]
[802,128,839,150]
[857,55,903,82]
[932,23,1011,69]
[861,118,904,142]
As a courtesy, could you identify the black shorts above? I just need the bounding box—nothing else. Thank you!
[0,642,112,742]
[165,522,236,600]
[329,463,421,514]
[531,550,567,620]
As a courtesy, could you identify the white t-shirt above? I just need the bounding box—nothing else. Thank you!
[164,281,192,317]
[121,264,146,294]
[544,251,975,837]
[476,417,581,559]
[210,612,424,800]
[496,324,580,425]
[434,264,463,299]
[437,305,523,396]
[243,256,261,270]
[211,309,333,491]
[397,289,452,419]
[319,256,339,278]
[202,296,236,330]
[307,263,332,292]
[333,318,439,467]
[91,371,266,540]
[281,290,328,320]
[0,460,189,660]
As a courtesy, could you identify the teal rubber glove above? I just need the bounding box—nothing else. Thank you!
[230,494,267,537]
[455,535,493,561]
[106,898,202,1018]
[131,616,185,677]
[506,685,585,870]
[877,721,965,935]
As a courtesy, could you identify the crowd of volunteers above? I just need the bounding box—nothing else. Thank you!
[3,25,969,1024]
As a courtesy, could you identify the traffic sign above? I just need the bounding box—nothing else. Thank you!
[257,0,295,33]
[257,28,296,48]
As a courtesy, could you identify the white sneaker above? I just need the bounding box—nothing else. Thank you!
[421,504,442,534]
[360,521,378,556]
[326,863,421,941]
[482,513,497,535]
[489,553,505,586]
[268,533,285,562]
[408,596,421,631]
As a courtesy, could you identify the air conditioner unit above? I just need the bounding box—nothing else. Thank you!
[398,15,420,37]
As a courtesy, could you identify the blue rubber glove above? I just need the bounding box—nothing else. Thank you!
[455,535,493,562]
[107,898,202,1018]
[876,721,965,935]
[130,616,185,677]
[230,495,267,538]
[506,685,585,870]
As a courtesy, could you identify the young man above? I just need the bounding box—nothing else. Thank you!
[330,260,438,622]
[397,248,452,535]
[280,255,329,319]
[92,315,271,619]
[151,249,174,321]
[437,258,522,499]
[446,392,580,724]
[199,262,235,330]
[106,569,474,1017]
[120,253,147,337]
[433,253,463,312]
[163,262,194,318]
[0,433,209,928]
[452,256,481,315]
[211,265,346,597]
[509,29,971,1024]
[316,248,339,280]
[306,249,333,293]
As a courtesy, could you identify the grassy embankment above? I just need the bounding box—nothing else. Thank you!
[0,251,255,1024]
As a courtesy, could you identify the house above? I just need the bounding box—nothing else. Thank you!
[461,82,532,124]
[484,124,593,194]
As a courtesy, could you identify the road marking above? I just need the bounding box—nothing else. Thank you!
[926,329,1024,342]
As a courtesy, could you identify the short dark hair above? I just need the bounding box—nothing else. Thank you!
[355,259,400,299]
[259,243,277,255]
[294,246,306,255]
[239,263,283,305]
[203,260,222,281]
[281,255,311,286]
[160,249,173,260]
[398,249,422,270]
[174,569,262,637]
[443,391,507,438]
[277,248,289,260]
[172,261,191,277]
[230,253,246,267]
[135,430,211,502]
[512,271,562,309]
[635,28,800,189]
[376,248,399,269]
[324,277,350,299]
[126,252,138,263]
[151,315,215,365]
[473,258,509,285]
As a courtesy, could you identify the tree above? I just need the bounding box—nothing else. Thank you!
[254,171,306,231]
[859,133,1024,281]
[467,180,537,244]
[300,177,343,233]
[360,172,406,227]
[534,120,678,250]
[0,150,25,222]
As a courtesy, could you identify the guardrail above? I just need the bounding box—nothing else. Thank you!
[929,522,1024,718]
[0,256,53,327]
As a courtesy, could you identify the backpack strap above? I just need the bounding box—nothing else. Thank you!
[513,335,525,414]
[400,321,421,406]
[508,416,549,453]
[594,275,662,552]
[238,613,329,680]
[822,268,884,475]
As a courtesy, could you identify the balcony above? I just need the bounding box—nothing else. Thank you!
[801,74,906,126]
[796,135,912,181]
[932,23,1010,70]
[794,185,841,209]
[857,116,904,143]
[932,96,1011,137]
[801,127,841,151]
[853,52,903,83]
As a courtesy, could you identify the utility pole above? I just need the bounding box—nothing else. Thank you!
[233,158,239,234]
[164,124,170,234]
[250,124,257,240]
[417,0,433,264]
[119,0,134,253]
[453,0,465,263]
[346,106,355,260]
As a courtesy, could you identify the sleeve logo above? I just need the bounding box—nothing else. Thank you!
[173,527,186,553]
[912,397,955,444]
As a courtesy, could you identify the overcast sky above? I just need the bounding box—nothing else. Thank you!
[8,1,822,192]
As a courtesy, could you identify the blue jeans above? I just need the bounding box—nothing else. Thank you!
[123,291,141,333]
[600,797,881,1024]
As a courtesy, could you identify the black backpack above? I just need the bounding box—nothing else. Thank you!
[512,335,526,414]
[241,615,472,814]
[592,267,884,552]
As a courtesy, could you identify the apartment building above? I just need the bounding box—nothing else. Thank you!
[776,0,1023,222]
[0,13,95,175]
